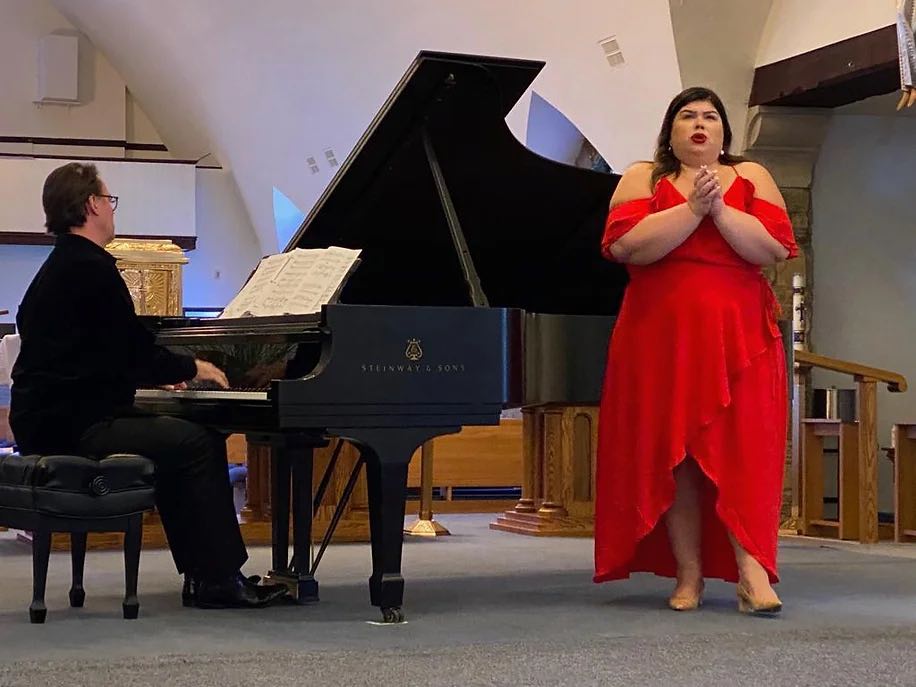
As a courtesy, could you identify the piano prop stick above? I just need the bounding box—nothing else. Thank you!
[404,441,450,537]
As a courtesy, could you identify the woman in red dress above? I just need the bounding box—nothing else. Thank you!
[594,87,797,614]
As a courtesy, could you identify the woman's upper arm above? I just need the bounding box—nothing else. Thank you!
[609,162,654,208]
[737,162,796,260]
[602,163,654,261]
[737,161,786,209]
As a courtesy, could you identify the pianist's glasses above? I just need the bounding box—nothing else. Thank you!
[96,194,119,211]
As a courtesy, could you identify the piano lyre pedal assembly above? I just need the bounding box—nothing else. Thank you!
[135,51,626,623]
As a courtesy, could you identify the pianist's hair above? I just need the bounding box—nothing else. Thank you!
[651,87,745,190]
[42,162,104,235]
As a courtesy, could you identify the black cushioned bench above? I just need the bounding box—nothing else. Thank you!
[0,453,155,623]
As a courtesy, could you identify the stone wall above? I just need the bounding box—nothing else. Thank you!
[763,186,811,320]
[763,185,812,524]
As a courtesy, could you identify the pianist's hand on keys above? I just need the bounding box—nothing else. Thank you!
[192,359,230,389]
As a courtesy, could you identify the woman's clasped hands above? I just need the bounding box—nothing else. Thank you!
[687,166,725,219]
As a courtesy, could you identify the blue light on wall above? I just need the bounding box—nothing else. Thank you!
[525,92,611,173]
[273,186,305,251]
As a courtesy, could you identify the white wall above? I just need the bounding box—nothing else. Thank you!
[669,0,774,153]
[0,167,259,316]
[125,90,164,145]
[525,93,586,166]
[0,0,261,315]
[0,169,260,318]
[186,169,262,309]
[0,245,52,321]
[0,157,197,238]
[756,0,895,66]
[0,0,126,139]
[812,114,916,509]
[52,0,683,254]
[0,0,176,148]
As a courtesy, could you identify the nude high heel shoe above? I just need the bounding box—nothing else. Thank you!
[736,582,782,615]
[668,581,704,611]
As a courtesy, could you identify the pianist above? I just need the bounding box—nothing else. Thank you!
[10,162,287,609]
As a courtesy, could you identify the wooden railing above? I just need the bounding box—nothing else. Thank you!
[794,350,907,391]
[790,349,907,543]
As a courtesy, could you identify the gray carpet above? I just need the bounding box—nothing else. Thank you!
[0,516,914,686]
[3,631,916,687]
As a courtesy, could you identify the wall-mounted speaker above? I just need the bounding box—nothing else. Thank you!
[36,34,79,104]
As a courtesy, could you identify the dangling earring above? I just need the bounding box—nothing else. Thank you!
[720,149,725,156]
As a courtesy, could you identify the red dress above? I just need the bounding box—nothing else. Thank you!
[593,175,798,584]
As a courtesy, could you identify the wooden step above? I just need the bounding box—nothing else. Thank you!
[490,509,593,537]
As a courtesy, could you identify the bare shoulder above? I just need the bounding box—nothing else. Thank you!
[609,161,654,207]
[734,160,769,180]
[735,161,786,209]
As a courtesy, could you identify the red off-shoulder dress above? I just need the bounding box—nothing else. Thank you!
[594,174,798,584]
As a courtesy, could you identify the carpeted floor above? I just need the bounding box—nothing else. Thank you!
[0,515,914,686]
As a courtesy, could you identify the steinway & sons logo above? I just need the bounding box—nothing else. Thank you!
[360,338,467,374]
[405,338,423,361]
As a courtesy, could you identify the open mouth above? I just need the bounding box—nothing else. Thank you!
[691,134,707,143]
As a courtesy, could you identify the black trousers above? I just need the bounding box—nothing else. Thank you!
[79,414,248,580]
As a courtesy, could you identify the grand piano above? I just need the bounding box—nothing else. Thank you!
[135,50,626,623]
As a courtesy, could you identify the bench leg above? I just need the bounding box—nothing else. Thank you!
[122,515,142,619]
[30,527,51,624]
[69,532,87,608]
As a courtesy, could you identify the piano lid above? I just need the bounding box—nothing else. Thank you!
[288,50,627,316]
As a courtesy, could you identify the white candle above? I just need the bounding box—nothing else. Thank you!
[792,274,805,351]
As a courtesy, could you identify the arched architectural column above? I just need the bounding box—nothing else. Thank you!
[743,105,831,525]
[743,104,830,325]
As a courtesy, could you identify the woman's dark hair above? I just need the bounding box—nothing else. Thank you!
[42,162,103,235]
[651,86,744,189]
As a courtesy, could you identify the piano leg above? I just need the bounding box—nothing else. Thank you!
[336,427,458,623]
[364,450,408,623]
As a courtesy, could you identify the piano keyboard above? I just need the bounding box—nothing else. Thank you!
[135,388,269,402]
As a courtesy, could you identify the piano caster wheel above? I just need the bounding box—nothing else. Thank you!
[381,607,404,624]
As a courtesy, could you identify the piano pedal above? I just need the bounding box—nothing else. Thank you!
[264,570,319,604]
[297,577,319,604]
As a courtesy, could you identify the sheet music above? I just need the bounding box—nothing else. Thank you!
[219,254,290,318]
[312,247,363,305]
[219,246,360,318]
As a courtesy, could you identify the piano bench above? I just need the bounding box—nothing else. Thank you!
[0,453,155,623]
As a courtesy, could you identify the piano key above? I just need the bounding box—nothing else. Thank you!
[135,388,269,402]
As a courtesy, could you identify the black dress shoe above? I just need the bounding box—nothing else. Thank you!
[182,572,269,607]
[194,572,289,609]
